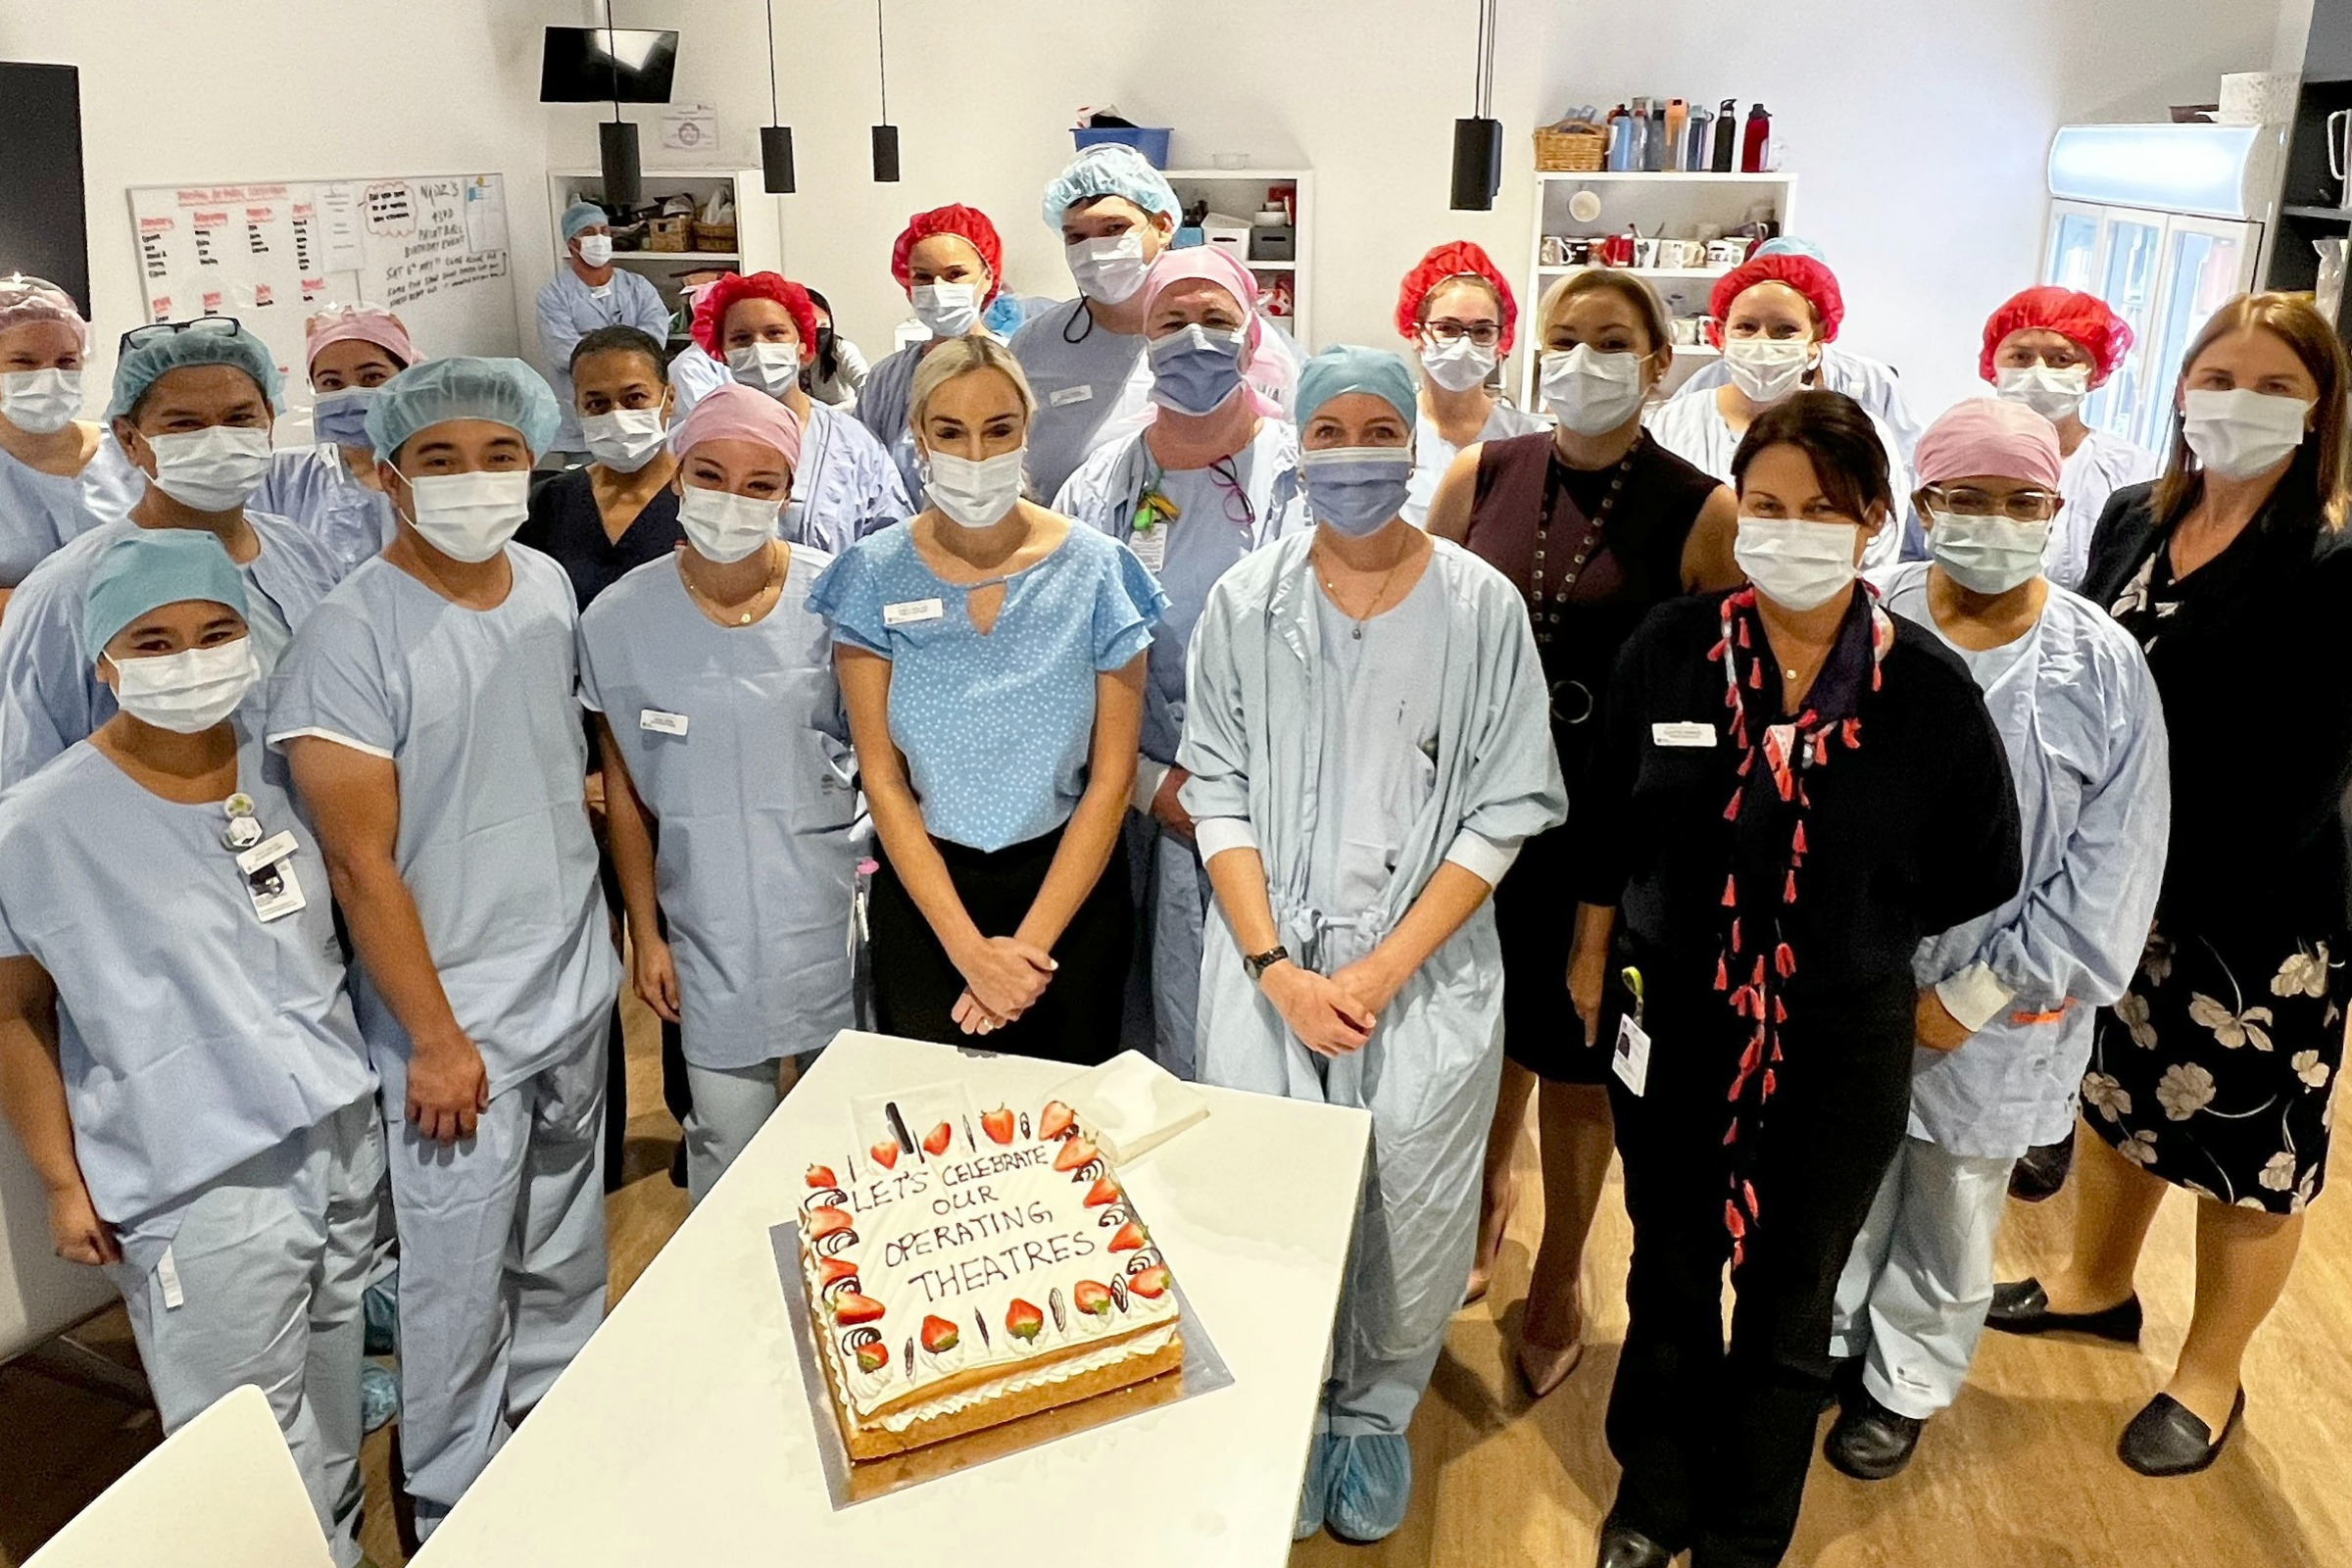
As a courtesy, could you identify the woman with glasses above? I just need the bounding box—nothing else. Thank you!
[0,274,142,603]
[1821,400,2167,1483]
[254,306,414,580]
[1395,243,1546,528]
[1426,270,1738,1395]
[1054,245,1312,1078]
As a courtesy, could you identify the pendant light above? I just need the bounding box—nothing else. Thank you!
[870,0,901,182]
[597,2,642,207]
[1450,0,1501,211]
[759,0,794,193]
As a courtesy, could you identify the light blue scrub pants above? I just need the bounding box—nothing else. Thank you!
[681,1058,786,1206]
[390,1018,608,1536]
[110,1098,384,1568]
[1828,1135,2017,1420]
[1126,811,1210,1082]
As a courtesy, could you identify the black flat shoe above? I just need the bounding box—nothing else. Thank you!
[2009,1128,2075,1201]
[1824,1353,1864,1413]
[1985,1278,2142,1344]
[2120,1390,2243,1477]
[1824,1391,1925,1481]
[1594,1520,1675,1568]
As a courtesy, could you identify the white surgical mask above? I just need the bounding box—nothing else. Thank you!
[1419,336,1496,394]
[401,470,530,563]
[1540,344,1648,436]
[727,343,802,398]
[1734,515,1860,612]
[923,448,1026,529]
[576,234,614,268]
[2182,388,2311,480]
[1723,338,1813,406]
[107,638,258,733]
[144,425,272,513]
[2,367,83,434]
[580,407,667,473]
[1926,511,2050,596]
[1994,363,2090,423]
[677,484,780,564]
[1067,233,1150,306]
[911,282,982,339]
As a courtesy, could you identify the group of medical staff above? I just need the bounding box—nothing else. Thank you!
[0,134,2346,1568]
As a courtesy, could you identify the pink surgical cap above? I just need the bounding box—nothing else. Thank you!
[0,273,88,349]
[668,382,804,470]
[1914,398,2064,491]
[304,305,416,373]
[1140,246,1292,416]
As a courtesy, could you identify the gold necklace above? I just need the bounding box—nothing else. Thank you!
[1314,538,1415,640]
[683,543,783,626]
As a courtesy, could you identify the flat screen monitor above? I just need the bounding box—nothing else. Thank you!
[539,27,678,104]
[0,64,91,314]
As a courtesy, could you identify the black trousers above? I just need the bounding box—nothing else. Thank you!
[1603,971,1914,1568]
[868,824,1130,1067]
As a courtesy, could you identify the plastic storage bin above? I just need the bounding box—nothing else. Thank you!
[1073,125,1173,170]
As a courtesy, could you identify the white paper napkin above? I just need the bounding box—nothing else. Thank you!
[1052,1050,1210,1166]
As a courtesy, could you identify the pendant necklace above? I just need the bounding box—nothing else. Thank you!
[685,544,783,626]
[1316,541,1413,639]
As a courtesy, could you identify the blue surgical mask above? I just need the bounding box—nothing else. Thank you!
[1299,446,1413,537]
[313,387,377,449]
[1147,324,1247,416]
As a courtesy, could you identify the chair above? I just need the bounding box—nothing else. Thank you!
[24,1383,331,1566]
[0,1122,140,1399]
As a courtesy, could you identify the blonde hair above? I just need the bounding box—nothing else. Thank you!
[2155,291,2352,531]
[906,336,1037,439]
[1538,269,1672,355]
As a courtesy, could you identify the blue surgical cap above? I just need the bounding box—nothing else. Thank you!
[81,528,249,662]
[365,356,563,461]
[1297,346,1418,428]
[107,324,283,421]
[1755,236,1827,264]
[561,201,610,241]
[1041,144,1181,230]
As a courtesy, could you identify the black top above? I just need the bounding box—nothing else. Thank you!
[1573,591,2024,1001]
[2082,480,2352,935]
[518,467,686,613]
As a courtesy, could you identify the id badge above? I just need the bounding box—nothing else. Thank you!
[1612,1012,1652,1098]
[883,598,944,627]
[640,709,690,736]
[1128,520,1166,575]
[1048,384,1094,408]
[247,858,308,923]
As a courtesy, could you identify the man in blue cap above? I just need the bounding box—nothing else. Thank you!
[535,200,673,465]
[270,356,619,1538]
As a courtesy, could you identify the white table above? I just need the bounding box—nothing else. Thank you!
[416,1032,1371,1566]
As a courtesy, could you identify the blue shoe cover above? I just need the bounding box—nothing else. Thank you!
[1326,1432,1412,1544]
[1296,1427,1339,1541]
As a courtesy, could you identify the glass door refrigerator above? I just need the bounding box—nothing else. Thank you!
[2042,123,2279,451]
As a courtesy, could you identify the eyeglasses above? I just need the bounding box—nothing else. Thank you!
[120,317,245,355]
[1923,484,2059,523]
[1423,318,1502,349]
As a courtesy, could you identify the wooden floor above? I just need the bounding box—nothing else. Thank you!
[4,1001,2347,1566]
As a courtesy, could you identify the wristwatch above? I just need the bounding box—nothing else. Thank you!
[1244,946,1291,983]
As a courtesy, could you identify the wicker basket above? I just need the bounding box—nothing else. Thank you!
[692,220,737,254]
[1534,122,1608,173]
[645,215,692,254]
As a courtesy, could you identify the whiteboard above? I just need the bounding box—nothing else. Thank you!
[125,173,518,420]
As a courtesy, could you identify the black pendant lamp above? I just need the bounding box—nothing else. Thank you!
[597,4,642,207]
[871,0,901,182]
[759,0,795,193]
[1450,0,1501,211]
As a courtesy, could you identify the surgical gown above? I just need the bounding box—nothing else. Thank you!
[783,400,913,556]
[1178,534,1565,1437]
[254,445,397,580]
[2046,428,2162,591]
[1403,400,1547,529]
[666,342,731,420]
[0,430,140,587]
[1679,342,1923,462]
[1009,298,1155,502]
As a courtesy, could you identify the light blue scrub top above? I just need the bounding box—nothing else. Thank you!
[535,267,675,449]
[808,521,1165,852]
[0,512,339,788]
[0,736,374,1228]
[576,550,862,1068]
[666,343,730,420]
[1008,298,1154,503]
[857,341,929,508]
[266,546,618,1092]
[1054,420,1310,767]
[783,400,914,557]
[0,431,141,587]
[254,445,397,581]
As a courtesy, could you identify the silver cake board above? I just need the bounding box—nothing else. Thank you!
[771,1221,1236,1508]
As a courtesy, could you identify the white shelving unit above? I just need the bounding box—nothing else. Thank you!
[1520,170,1797,408]
[1161,168,1314,349]
[549,168,786,346]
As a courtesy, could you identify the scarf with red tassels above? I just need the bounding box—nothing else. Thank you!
[1708,584,1894,1270]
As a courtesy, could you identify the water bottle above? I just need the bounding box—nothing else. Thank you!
[1686,104,1713,173]
[1741,104,1773,173]
[1664,99,1689,172]
[1712,99,1739,172]
[1605,105,1635,172]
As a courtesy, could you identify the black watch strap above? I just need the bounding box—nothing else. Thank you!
[1244,945,1290,982]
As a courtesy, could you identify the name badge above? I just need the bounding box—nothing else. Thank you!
[884,598,945,626]
[1048,385,1094,408]
[247,859,308,923]
[1128,522,1166,576]
[235,830,298,876]
[640,709,690,737]
[1612,1013,1652,1098]
[1652,721,1717,749]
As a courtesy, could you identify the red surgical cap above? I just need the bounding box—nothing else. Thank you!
[1396,241,1518,355]
[1980,285,2133,386]
[691,272,820,359]
[1709,252,1845,344]
[890,205,1004,305]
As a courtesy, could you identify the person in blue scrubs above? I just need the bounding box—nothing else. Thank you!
[859,203,1010,505]
[810,335,1162,1063]
[254,304,413,579]
[580,385,860,1202]
[0,530,380,1567]
[1054,245,1313,1078]
[535,201,673,463]
[690,272,910,553]
[268,357,619,1537]
[0,318,339,787]
[0,274,139,603]
[1179,347,1566,1544]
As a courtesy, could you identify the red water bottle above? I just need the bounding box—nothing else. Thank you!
[1740,104,1772,172]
